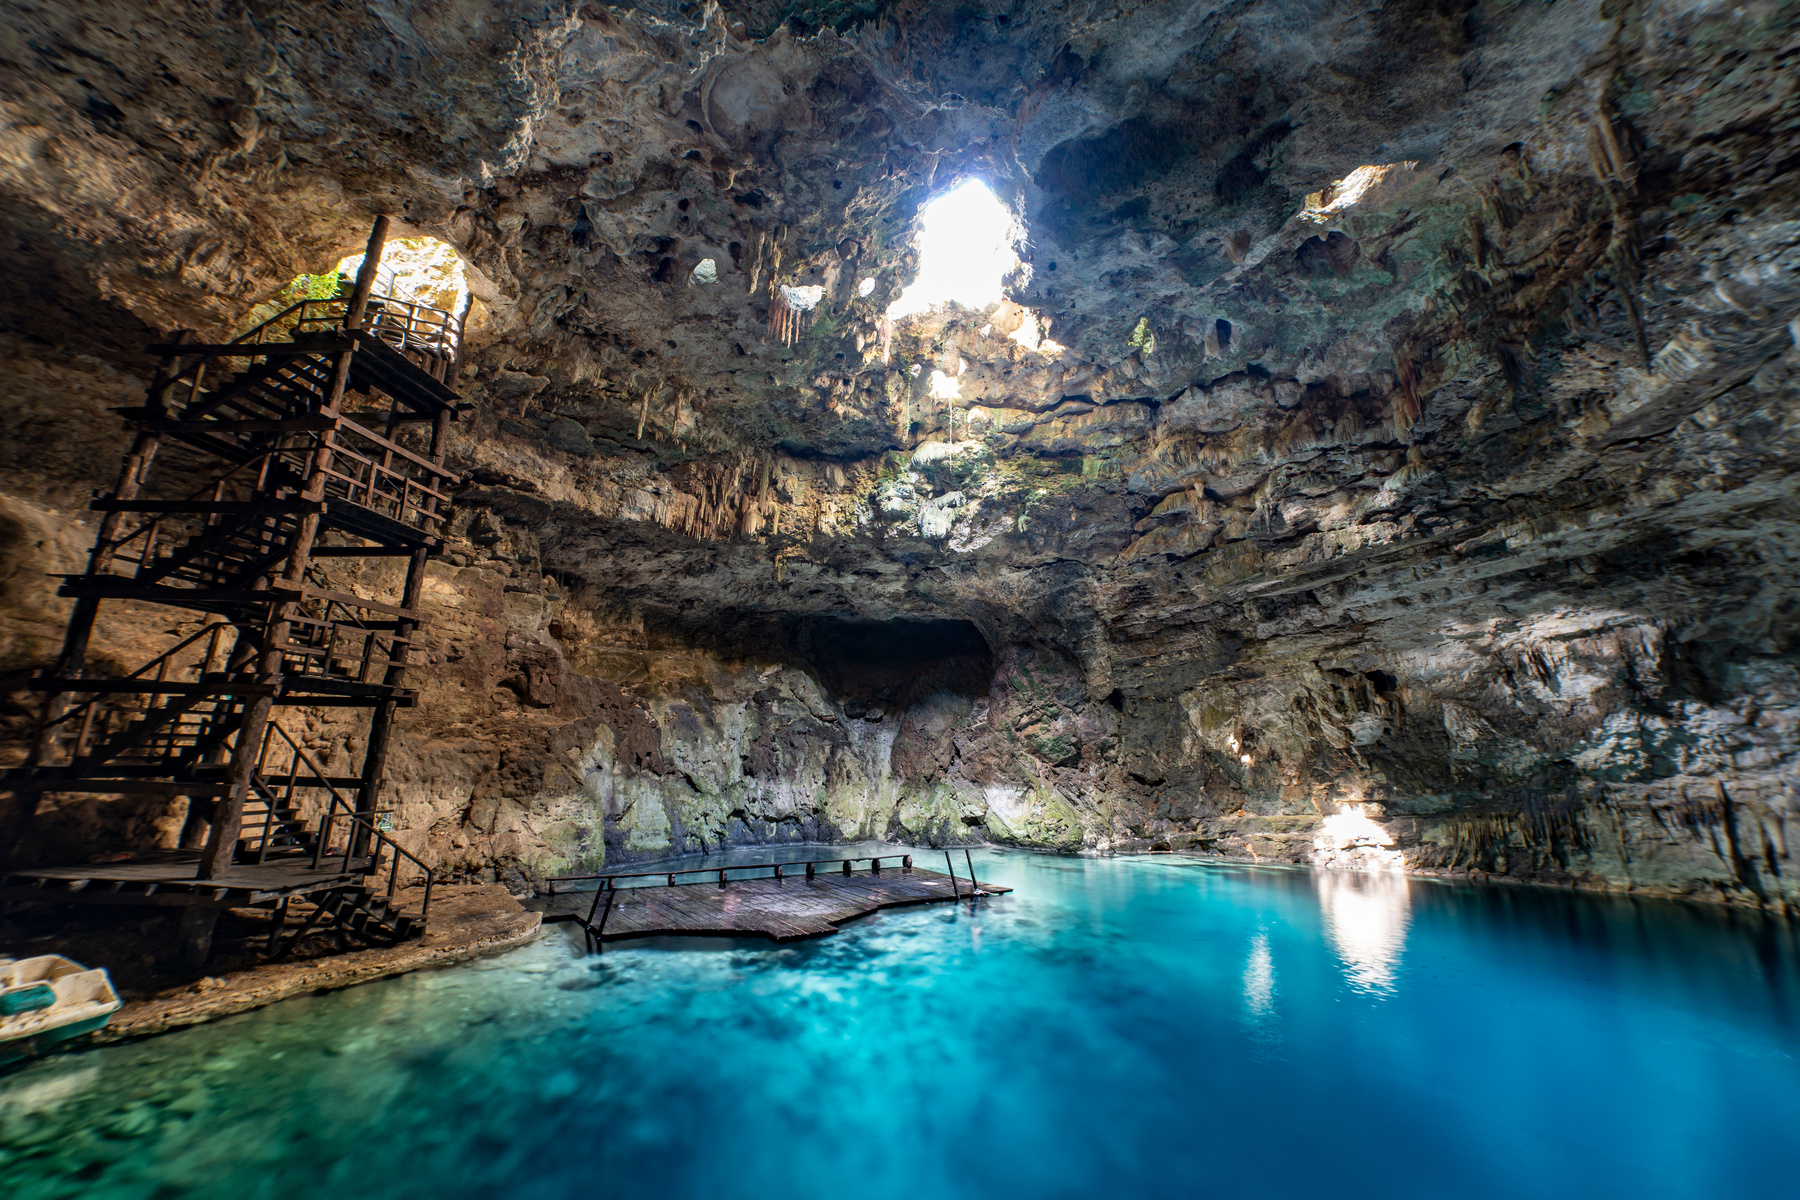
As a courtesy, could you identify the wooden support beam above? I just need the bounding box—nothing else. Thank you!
[307,545,420,558]
[274,693,416,709]
[345,218,390,332]
[144,339,356,356]
[297,584,424,621]
[88,499,326,515]
[130,416,340,435]
[337,414,464,482]
[352,538,430,856]
[28,677,276,696]
[342,404,473,424]
[0,780,237,797]
[199,685,274,881]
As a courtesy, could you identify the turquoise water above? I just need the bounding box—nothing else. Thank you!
[3,849,1798,1199]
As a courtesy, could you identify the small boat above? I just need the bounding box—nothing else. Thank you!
[0,955,122,1065]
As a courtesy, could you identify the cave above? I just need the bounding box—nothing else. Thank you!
[0,0,1797,1193]
[797,616,994,713]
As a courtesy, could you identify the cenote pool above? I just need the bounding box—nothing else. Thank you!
[3,849,1798,1199]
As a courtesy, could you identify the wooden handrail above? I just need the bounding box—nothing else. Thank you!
[259,721,434,924]
[230,294,462,359]
[550,854,918,896]
[298,584,423,621]
[282,628,412,650]
[318,458,453,510]
[335,414,462,483]
[39,623,239,734]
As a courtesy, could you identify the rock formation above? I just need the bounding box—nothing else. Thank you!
[2,0,1797,907]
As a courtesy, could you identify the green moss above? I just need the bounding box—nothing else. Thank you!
[294,269,341,300]
[1127,316,1156,355]
[1020,778,1085,852]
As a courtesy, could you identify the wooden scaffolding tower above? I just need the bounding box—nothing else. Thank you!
[1,218,467,964]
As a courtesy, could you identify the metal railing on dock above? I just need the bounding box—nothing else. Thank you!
[547,853,917,897]
[547,851,996,948]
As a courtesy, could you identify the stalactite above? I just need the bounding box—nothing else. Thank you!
[1395,352,1423,428]
[767,283,806,347]
[767,284,786,344]
[746,230,765,296]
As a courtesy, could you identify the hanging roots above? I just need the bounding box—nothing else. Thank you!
[768,284,804,347]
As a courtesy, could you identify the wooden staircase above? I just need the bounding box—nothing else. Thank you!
[1,217,459,965]
[275,886,426,951]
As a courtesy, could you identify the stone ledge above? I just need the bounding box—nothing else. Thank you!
[93,884,541,1043]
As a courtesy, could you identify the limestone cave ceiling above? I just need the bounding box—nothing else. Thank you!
[2,0,1798,890]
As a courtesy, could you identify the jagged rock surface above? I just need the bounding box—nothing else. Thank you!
[1,0,1797,907]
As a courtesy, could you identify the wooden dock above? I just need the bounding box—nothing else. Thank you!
[1,850,373,908]
[536,855,1009,944]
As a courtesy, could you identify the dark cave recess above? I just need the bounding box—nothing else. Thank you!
[647,610,995,711]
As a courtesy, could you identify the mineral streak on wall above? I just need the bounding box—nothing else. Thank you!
[1,1,1797,907]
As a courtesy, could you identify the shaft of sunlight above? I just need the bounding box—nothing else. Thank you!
[887,179,1019,321]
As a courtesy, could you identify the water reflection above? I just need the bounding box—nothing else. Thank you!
[5,853,1800,1200]
[1311,802,1404,870]
[1242,932,1275,1018]
[1315,869,1412,994]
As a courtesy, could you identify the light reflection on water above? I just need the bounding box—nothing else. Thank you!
[1242,931,1276,1018]
[2,849,1798,1200]
[1315,868,1413,994]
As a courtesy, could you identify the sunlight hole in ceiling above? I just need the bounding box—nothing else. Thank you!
[887,179,1021,321]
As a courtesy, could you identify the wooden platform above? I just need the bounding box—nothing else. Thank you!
[536,866,1009,943]
[1,850,371,909]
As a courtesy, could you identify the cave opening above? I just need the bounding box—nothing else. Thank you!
[886,178,1022,320]
[641,610,995,717]
[798,615,994,716]
[237,233,482,342]
[332,234,472,316]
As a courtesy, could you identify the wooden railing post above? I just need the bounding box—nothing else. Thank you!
[257,781,277,865]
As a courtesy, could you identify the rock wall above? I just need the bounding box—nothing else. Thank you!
[1,1,1797,908]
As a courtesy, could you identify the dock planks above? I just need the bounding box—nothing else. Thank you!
[1,850,371,907]
[537,866,1008,943]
